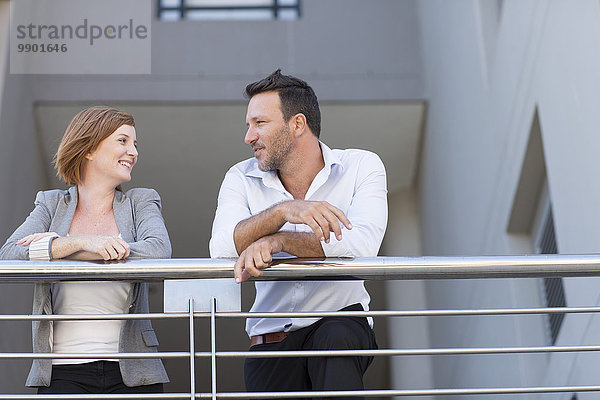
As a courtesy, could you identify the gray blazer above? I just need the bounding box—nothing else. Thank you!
[0,186,171,387]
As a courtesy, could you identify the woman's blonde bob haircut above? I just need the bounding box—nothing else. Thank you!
[54,106,135,185]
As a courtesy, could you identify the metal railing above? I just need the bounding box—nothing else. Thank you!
[1,254,600,398]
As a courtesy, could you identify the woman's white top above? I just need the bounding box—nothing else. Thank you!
[51,281,132,364]
[49,233,131,365]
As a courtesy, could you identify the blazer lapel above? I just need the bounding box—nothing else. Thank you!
[113,190,135,242]
[49,186,78,236]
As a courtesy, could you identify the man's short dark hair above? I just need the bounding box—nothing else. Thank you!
[245,69,321,138]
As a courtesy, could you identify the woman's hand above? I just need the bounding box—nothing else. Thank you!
[34,235,131,261]
[77,235,131,260]
[17,232,58,246]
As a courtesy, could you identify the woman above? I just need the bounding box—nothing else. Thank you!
[0,107,170,393]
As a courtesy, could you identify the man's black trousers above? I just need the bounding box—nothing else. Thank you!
[244,303,377,400]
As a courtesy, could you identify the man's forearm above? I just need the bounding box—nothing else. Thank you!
[234,203,286,254]
[232,231,325,282]
[273,231,325,258]
[234,200,352,255]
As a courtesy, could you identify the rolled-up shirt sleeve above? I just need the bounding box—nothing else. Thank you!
[209,167,253,258]
[320,152,388,258]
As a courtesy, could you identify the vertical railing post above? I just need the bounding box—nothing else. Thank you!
[189,298,195,400]
[211,297,217,400]
[165,277,241,399]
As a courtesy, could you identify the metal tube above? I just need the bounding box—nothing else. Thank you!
[209,385,600,398]
[210,344,600,358]
[0,313,189,321]
[3,254,600,282]
[0,395,187,399]
[212,306,600,318]
[211,298,217,400]
[3,305,600,322]
[189,298,196,400]
[0,352,196,359]
[4,342,600,360]
[3,385,600,398]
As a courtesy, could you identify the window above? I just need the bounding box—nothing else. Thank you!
[534,202,565,346]
[509,109,565,346]
[157,0,301,21]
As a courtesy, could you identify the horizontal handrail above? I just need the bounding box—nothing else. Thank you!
[4,385,600,399]
[1,254,600,282]
[214,345,600,357]
[5,344,600,360]
[205,386,600,398]
[3,305,600,321]
[0,352,195,359]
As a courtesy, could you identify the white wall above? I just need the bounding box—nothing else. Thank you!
[417,0,600,397]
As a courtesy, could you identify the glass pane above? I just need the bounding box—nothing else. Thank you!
[186,9,272,20]
[161,0,182,7]
[278,8,298,20]
[160,10,181,21]
[185,0,272,6]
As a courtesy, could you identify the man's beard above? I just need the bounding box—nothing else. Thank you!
[257,125,294,172]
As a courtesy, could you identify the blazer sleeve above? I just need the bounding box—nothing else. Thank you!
[126,188,172,259]
[0,191,54,260]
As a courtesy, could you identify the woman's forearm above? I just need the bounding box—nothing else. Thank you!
[51,235,130,261]
[50,236,87,259]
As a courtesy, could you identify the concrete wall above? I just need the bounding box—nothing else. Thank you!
[1,0,424,233]
[0,0,424,393]
[0,1,44,393]
[0,0,424,250]
[380,188,433,398]
[417,0,600,397]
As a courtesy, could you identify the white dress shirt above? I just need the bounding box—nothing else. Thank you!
[209,142,388,337]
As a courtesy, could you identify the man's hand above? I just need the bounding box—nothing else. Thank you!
[279,200,352,243]
[234,235,283,283]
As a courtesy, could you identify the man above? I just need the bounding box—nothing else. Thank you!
[209,70,387,398]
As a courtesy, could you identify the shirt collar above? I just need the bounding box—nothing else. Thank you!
[320,141,344,173]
